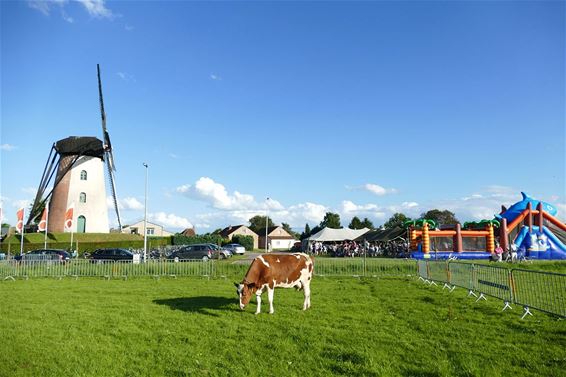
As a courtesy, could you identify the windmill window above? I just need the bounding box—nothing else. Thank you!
[79,192,87,203]
[80,170,87,180]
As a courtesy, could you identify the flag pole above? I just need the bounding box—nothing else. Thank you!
[70,226,74,252]
[20,208,25,256]
[44,204,49,249]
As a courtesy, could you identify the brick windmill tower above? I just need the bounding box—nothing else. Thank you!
[27,65,122,233]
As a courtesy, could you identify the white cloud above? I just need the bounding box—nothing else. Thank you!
[168,153,179,159]
[346,183,397,196]
[149,212,193,230]
[176,177,280,211]
[28,0,116,21]
[107,196,144,211]
[21,187,38,196]
[1,144,16,151]
[364,183,397,196]
[124,24,134,31]
[61,9,74,23]
[210,73,222,81]
[117,72,136,82]
[76,0,115,19]
[27,0,61,16]
[122,197,143,211]
[401,201,419,208]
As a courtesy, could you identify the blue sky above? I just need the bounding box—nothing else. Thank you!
[1,0,565,232]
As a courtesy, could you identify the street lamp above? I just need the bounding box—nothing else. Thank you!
[143,162,148,262]
[265,197,270,252]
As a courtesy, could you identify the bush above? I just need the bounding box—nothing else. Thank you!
[229,235,254,251]
[172,234,226,246]
[0,237,172,257]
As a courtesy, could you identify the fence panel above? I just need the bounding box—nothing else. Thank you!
[472,264,513,302]
[512,269,566,318]
[417,260,428,280]
[447,262,474,291]
[427,261,449,284]
[315,258,415,277]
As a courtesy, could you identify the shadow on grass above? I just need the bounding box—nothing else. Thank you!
[153,296,239,316]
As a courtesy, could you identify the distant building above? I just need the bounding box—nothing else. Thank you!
[259,226,296,250]
[180,228,196,237]
[121,220,174,237]
[219,225,259,249]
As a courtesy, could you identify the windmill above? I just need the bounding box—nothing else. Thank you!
[27,65,122,233]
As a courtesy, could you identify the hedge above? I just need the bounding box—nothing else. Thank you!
[0,237,172,256]
[172,234,226,246]
[228,235,254,251]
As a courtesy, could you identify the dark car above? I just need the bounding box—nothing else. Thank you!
[15,249,71,263]
[167,244,215,261]
[89,248,137,263]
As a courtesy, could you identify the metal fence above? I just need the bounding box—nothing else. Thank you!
[3,257,563,319]
[417,261,566,318]
[0,257,416,281]
[314,258,416,277]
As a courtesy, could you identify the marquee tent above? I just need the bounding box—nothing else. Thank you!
[307,227,370,242]
[355,227,406,242]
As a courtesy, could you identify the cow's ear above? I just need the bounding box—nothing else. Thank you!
[246,282,256,289]
[233,282,240,288]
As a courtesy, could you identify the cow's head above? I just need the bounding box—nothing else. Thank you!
[234,281,255,310]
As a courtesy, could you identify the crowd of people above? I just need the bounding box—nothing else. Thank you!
[308,239,409,258]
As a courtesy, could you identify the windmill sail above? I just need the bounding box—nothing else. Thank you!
[97,64,122,231]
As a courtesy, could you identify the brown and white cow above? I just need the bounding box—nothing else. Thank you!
[235,253,314,314]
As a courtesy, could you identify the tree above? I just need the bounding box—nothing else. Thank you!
[361,217,374,229]
[300,223,311,240]
[383,213,411,229]
[319,212,341,229]
[248,215,275,234]
[348,216,363,230]
[420,209,459,227]
[282,222,299,239]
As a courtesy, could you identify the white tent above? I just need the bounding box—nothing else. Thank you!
[307,227,370,242]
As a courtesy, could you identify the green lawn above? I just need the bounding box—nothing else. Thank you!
[1,276,565,377]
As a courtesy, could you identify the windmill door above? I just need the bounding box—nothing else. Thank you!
[77,216,86,233]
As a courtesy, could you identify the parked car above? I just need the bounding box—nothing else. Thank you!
[89,248,137,263]
[168,244,230,261]
[15,249,71,263]
[224,243,246,255]
[207,244,232,258]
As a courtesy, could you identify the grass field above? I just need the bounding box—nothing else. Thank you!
[1,275,565,377]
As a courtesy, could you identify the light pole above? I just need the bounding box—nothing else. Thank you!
[265,197,270,252]
[143,162,148,262]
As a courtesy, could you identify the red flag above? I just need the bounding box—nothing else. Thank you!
[16,208,24,234]
[64,204,74,231]
[38,206,48,232]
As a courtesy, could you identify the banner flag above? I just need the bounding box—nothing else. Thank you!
[64,204,74,231]
[38,206,48,232]
[16,208,24,234]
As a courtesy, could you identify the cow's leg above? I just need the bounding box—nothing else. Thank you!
[303,280,311,310]
[255,292,262,315]
[267,287,275,314]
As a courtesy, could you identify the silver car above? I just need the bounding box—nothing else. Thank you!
[224,243,246,255]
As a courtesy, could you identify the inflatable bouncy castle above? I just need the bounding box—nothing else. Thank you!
[496,193,566,260]
[409,193,566,260]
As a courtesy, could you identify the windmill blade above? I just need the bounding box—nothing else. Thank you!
[97,64,107,136]
[97,64,122,231]
[97,64,117,169]
[107,160,123,231]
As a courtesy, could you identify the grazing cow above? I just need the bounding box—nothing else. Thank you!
[235,253,314,314]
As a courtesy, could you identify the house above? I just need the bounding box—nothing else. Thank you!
[121,220,174,237]
[180,228,196,237]
[259,226,296,250]
[219,225,259,249]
